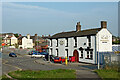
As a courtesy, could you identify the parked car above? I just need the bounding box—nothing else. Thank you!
[31,54,45,58]
[50,55,56,62]
[28,51,40,55]
[9,53,17,57]
[54,57,65,64]
[40,52,48,55]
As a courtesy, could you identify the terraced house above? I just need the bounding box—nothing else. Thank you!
[48,21,112,64]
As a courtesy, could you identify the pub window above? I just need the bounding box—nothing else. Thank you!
[90,51,93,60]
[87,36,91,47]
[56,39,58,47]
[51,48,52,55]
[74,37,77,47]
[50,39,52,47]
[65,49,68,57]
[87,51,89,59]
[48,40,50,46]
[66,38,68,47]
[56,49,58,57]
[81,50,83,58]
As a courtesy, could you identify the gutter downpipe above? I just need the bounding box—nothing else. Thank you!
[98,33,100,69]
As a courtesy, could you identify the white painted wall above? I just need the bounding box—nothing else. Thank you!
[58,38,66,57]
[48,36,96,64]
[96,28,112,52]
[77,37,88,48]
[68,38,74,57]
[19,37,33,49]
[11,36,18,45]
[77,36,96,64]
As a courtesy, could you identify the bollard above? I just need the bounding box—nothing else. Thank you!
[65,57,68,65]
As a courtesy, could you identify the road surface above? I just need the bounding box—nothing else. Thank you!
[2,52,100,79]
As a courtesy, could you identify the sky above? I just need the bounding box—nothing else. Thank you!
[2,2,118,36]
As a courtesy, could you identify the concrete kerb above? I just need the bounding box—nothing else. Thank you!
[34,59,54,65]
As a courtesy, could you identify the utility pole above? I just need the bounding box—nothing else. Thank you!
[37,35,38,55]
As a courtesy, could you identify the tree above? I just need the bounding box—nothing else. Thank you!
[15,43,19,49]
[14,33,19,38]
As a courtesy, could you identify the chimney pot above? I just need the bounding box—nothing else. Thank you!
[101,21,107,28]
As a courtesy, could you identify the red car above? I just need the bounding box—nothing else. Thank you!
[54,57,65,64]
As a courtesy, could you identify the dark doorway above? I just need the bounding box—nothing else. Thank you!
[73,50,79,62]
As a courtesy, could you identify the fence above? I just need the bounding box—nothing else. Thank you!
[98,52,120,70]
[112,45,120,52]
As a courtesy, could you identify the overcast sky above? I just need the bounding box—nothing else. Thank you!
[2,2,118,36]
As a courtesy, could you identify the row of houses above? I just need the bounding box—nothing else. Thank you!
[2,33,49,49]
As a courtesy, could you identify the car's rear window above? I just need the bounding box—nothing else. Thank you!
[54,57,59,60]
[61,57,65,59]
[12,53,16,55]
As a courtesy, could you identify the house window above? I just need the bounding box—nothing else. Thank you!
[56,49,58,57]
[66,38,68,47]
[90,51,93,60]
[74,37,77,47]
[56,39,58,47]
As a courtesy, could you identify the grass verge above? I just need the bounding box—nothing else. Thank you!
[2,69,76,80]
[95,69,120,80]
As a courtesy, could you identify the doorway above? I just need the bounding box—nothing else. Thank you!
[73,50,79,62]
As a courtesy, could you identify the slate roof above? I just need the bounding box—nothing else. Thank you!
[49,28,101,39]
[18,36,27,40]
[37,42,48,46]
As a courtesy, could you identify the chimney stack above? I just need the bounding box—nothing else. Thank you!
[35,34,37,36]
[49,35,50,37]
[27,34,30,39]
[42,35,44,37]
[19,34,22,37]
[76,22,81,32]
[101,21,107,28]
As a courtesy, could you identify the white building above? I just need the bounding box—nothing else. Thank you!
[10,35,18,45]
[18,34,33,49]
[48,21,112,64]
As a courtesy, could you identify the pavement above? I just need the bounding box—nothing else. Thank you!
[35,58,98,70]
[35,58,101,79]
[1,51,101,79]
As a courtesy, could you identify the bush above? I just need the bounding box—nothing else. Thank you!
[15,43,19,49]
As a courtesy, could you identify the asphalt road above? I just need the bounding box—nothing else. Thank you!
[2,52,100,79]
